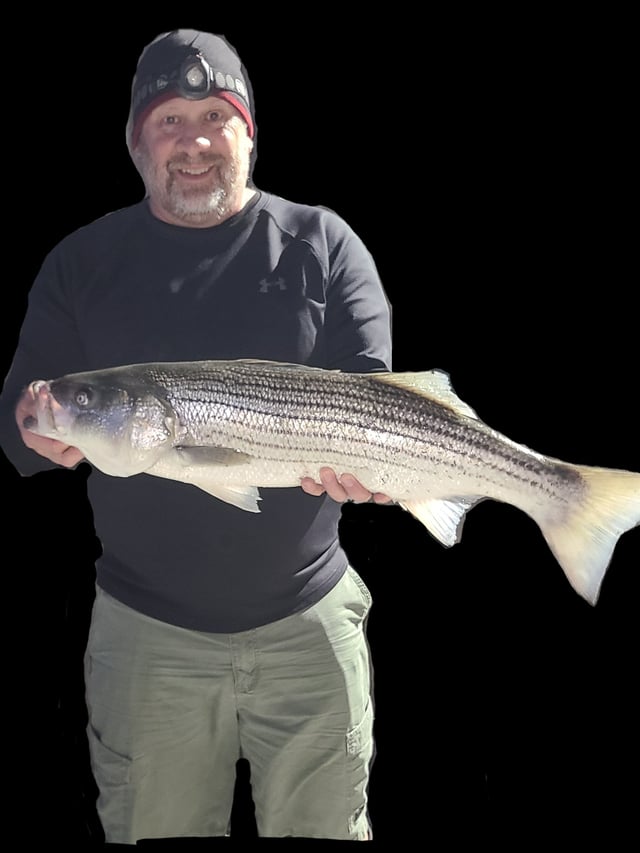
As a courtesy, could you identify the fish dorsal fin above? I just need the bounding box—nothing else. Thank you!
[233,358,341,374]
[373,369,479,419]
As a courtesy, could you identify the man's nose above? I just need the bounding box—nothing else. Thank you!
[177,131,212,153]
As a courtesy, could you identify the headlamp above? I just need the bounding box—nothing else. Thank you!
[178,53,213,99]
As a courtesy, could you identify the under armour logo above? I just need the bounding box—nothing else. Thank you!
[258,276,287,293]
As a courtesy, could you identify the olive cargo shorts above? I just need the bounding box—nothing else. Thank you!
[84,567,375,843]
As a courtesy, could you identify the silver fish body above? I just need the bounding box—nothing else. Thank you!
[26,359,640,605]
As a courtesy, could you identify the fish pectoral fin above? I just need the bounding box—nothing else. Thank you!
[174,445,254,466]
[192,482,263,512]
[399,496,485,547]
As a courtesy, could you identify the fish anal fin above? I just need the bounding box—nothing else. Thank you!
[399,496,485,546]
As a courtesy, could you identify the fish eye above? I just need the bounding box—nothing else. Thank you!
[75,388,92,407]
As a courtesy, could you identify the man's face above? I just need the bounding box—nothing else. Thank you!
[133,95,254,227]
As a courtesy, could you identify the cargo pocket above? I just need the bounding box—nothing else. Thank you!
[87,724,141,840]
[346,700,375,839]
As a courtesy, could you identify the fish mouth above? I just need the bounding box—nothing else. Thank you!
[27,381,70,437]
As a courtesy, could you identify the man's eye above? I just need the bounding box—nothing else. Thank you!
[162,115,179,125]
[206,111,222,122]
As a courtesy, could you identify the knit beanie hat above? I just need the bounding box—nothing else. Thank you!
[126,29,255,151]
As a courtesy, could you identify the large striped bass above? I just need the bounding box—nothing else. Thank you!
[24,358,639,605]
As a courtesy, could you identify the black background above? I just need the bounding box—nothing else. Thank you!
[3,13,638,849]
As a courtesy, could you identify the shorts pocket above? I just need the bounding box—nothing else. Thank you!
[346,700,375,838]
[87,724,135,789]
[347,566,373,612]
[86,725,152,843]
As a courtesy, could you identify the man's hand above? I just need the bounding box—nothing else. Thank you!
[15,382,85,468]
[301,467,392,504]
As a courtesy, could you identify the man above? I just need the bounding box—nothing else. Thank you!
[0,30,392,843]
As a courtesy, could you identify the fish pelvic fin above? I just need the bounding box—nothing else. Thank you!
[198,484,262,512]
[184,479,263,512]
[539,465,640,605]
[399,496,486,547]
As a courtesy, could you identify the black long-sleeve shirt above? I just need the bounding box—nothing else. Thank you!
[0,192,392,631]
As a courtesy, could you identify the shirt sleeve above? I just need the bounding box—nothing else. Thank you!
[323,214,392,374]
[0,246,86,476]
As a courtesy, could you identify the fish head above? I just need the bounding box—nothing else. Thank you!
[27,372,177,476]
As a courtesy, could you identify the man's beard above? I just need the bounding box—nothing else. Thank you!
[135,146,245,224]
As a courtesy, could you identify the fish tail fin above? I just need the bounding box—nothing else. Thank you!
[538,466,640,605]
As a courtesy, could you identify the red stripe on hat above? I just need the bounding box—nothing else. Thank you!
[216,92,254,139]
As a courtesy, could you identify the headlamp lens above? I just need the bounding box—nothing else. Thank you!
[179,54,212,98]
